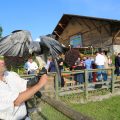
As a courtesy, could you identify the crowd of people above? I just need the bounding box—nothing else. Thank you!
[72,51,120,85]
[23,51,120,87]
[23,51,120,85]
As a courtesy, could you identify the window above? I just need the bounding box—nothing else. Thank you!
[70,34,82,48]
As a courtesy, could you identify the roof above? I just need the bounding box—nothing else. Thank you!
[52,14,120,39]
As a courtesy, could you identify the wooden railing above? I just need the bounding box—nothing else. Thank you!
[19,67,119,120]
[20,67,118,101]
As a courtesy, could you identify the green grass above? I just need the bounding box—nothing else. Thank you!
[29,99,70,120]
[70,95,120,120]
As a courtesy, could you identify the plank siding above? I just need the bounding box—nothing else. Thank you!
[59,18,113,48]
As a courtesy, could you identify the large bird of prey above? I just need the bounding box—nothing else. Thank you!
[0,30,63,57]
[0,30,64,84]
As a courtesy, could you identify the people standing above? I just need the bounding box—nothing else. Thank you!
[57,54,64,71]
[75,57,81,66]
[48,58,56,72]
[115,53,120,76]
[74,62,85,84]
[24,57,38,74]
[45,56,52,72]
[101,51,109,69]
[95,51,107,81]
[84,57,93,82]
[57,54,65,87]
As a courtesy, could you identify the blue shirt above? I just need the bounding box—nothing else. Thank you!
[84,59,92,69]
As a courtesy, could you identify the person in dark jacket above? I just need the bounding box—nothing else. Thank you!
[115,53,120,76]
[48,59,56,72]
[74,62,85,84]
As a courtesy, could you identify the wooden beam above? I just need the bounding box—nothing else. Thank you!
[90,20,101,34]
[74,17,82,26]
[81,23,110,35]
[53,31,64,41]
[41,95,92,120]
[58,23,64,30]
[101,23,111,35]
[80,18,92,30]
[112,30,120,44]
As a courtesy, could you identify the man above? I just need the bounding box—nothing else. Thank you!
[0,57,47,120]
[95,51,107,81]
[24,57,38,74]
[84,56,93,82]
[115,53,120,76]
[45,56,52,72]
[57,54,64,71]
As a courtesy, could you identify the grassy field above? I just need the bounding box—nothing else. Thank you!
[29,95,120,120]
[70,95,120,120]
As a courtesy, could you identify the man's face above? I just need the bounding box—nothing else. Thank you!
[28,58,33,63]
[0,59,6,74]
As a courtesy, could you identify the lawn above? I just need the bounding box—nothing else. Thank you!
[29,95,120,120]
[70,95,120,120]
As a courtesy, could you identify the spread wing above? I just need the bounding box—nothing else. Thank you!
[0,30,64,57]
[40,36,64,58]
[39,36,64,86]
[0,30,32,57]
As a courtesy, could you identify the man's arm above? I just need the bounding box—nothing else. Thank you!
[14,74,47,106]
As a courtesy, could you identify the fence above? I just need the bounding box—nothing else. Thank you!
[20,67,119,101]
[52,67,119,102]
[20,72,93,120]
[20,67,120,120]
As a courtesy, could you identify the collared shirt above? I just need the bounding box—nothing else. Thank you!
[0,71,27,120]
[24,61,38,71]
[95,54,105,66]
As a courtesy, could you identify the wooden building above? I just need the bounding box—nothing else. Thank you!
[52,14,120,53]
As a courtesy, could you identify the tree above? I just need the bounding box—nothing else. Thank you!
[0,26,3,38]
[65,49,80,67]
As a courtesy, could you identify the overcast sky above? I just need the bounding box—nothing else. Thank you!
[0,0,120,40]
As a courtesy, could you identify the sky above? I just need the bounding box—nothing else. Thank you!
[0,0,120,40]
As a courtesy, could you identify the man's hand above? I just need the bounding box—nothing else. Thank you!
[14,74,48,106]
[38,74,48,88]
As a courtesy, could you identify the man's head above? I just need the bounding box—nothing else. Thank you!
[95,51,99,55]
[118,53,120,57]
[0,57,6,75]
[28,57,33,63]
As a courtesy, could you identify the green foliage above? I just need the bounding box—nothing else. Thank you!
[10,66,25,74]
[0,26,3,38]
[111,54,115,65]
[70,95,120,120]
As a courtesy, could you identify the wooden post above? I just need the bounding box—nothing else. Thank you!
[111,68,115,93]
[55,73,59,100]
[91,47,93,56]
[84,69,88,101]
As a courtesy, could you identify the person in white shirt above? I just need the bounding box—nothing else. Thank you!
[45,56,52,72]
[0,57,47,120]
[95,51,107,81]
[24,57,38,74]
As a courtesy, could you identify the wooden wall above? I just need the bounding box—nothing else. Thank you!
[58,18,118,49]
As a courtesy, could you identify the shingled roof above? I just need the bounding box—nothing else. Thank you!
[52,14,120,39]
